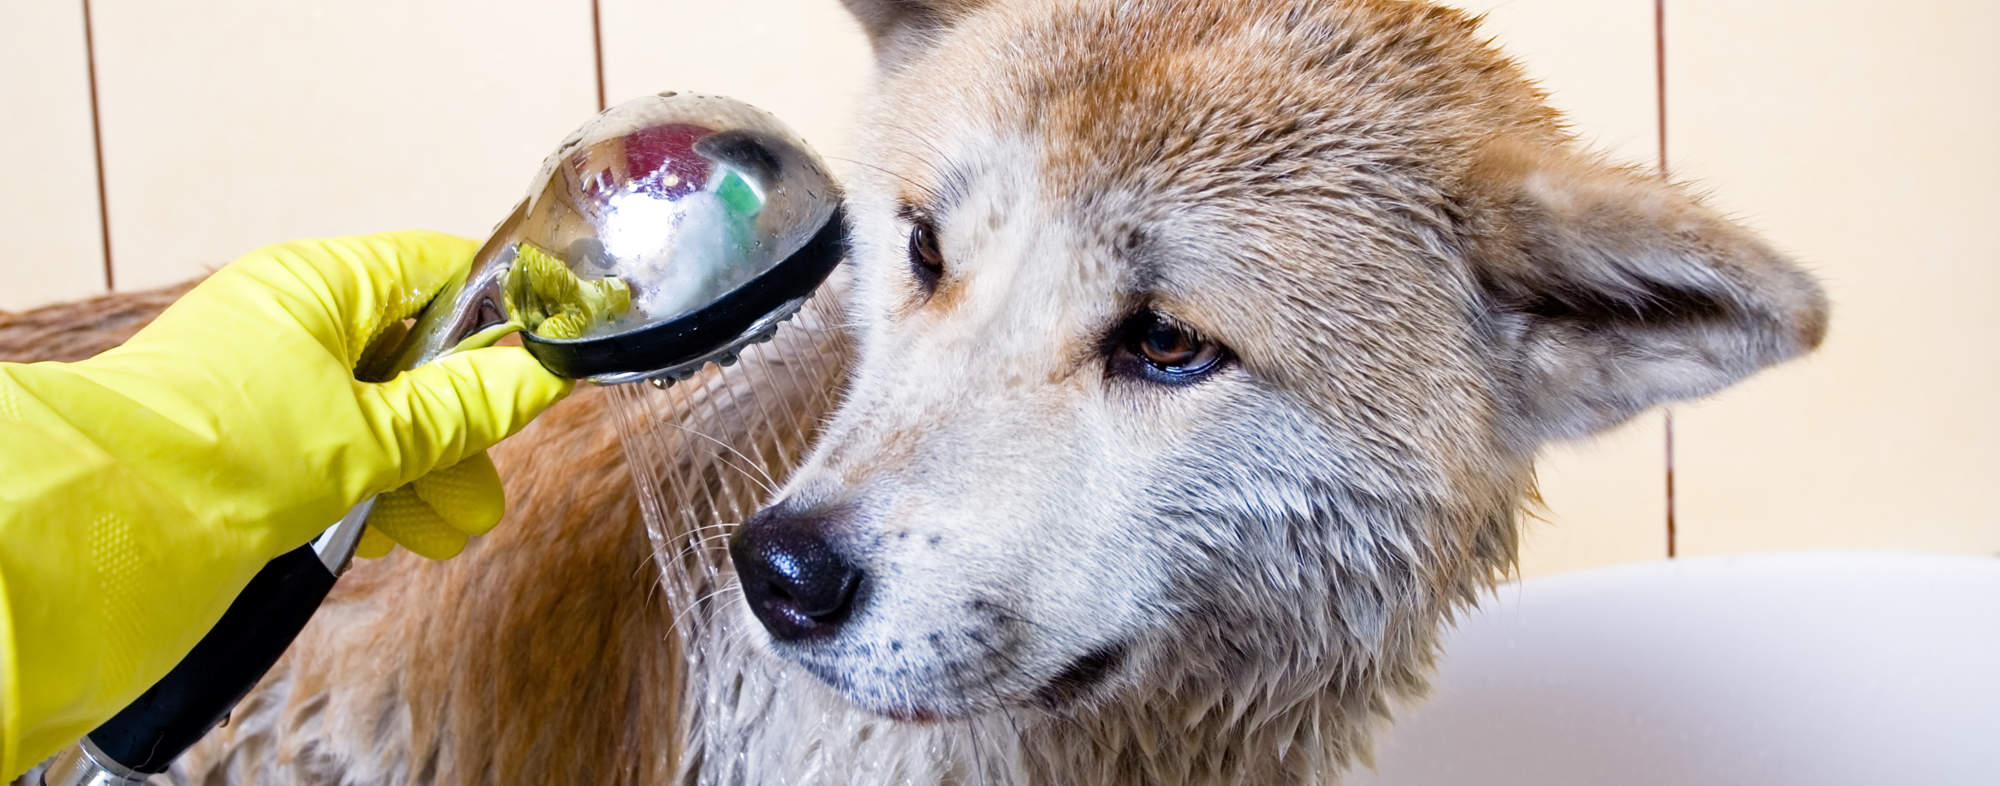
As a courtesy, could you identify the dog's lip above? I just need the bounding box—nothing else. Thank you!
[851,643,1132,719]
[881,705,944,724]
[783,649,983,721]
[799,654,1057,723]
[842,691,970,725]
[1032,643,1127,709]
[776,623,1127,720]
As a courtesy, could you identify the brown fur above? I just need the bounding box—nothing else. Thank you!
[207,386,680,785]
[0,282,195,363]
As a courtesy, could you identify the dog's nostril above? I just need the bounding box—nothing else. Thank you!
[754,539,858,618]
[730,504,864,642]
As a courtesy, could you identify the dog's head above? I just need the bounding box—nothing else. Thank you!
[729,0,1825,723]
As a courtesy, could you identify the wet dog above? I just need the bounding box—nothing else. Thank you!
[5,1,1824,783]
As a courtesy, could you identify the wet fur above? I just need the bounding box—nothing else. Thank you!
[3,1,1825,784]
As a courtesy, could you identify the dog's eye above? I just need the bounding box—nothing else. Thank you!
[1113,311,1228,383]
[908,220,944,292]
[1136,320,1217,370]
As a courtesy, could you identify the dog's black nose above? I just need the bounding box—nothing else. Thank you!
[730,504,863,642]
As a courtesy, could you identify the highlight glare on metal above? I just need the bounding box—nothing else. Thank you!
[379,91,843,386]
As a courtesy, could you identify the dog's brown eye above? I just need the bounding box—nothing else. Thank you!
[1138,321,1211,368]
[1114,311,1227,383]
[908,220,944,292]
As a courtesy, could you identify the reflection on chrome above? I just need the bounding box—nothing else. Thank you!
[518,94,835,337]
[376,91,840,383]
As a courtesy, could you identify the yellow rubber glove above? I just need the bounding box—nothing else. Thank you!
[361,451,508,560]
[0,231,572,778]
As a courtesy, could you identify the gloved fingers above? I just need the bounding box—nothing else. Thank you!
[353,231,483,324]
[363,344,571,486]
[368,486,469,560]
[410,451,506,537]
[355,526,397,559]
[216,231,480,367]
[359,453,501,557]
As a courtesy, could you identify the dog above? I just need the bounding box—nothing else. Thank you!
[3,0,1825,783]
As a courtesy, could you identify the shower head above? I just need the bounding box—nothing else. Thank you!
[383,91,845,385]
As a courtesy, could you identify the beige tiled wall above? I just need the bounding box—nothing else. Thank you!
[1667,1,2000,558]
[88,0,599,292]
[0,0,106,310]
[599,0,875,167]
[2,1,1992,575]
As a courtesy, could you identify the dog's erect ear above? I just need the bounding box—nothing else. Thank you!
[839,0,988,63]
[1474,141,1829,443]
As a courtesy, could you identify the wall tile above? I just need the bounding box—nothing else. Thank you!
[1522,414,1670,577]
[599,0,876,171]
[1454,0,1661,168]
[1450,1,1669,576]
[1667,1,2000,555]
[90,1,599,293]
[0,0,107,311]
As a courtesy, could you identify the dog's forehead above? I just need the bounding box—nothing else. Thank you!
[873,0,1553,207]
[845,0,1560,402]
[851,0,1569,312]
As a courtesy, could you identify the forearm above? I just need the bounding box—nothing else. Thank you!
[0,363,265,779]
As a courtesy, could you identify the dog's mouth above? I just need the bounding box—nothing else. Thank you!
[788,639,1131,722]
[1032,644,1127,710]
[880,705,944,724]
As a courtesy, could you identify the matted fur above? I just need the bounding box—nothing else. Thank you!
[4,1,1825,784]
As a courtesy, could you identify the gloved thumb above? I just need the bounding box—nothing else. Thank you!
[362,343,572,491]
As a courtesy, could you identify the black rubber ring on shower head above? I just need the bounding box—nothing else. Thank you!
[521,206,846,380]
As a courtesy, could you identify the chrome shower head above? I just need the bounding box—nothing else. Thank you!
[386,92,844,385]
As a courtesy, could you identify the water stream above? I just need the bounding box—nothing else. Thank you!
[604,286,853,779]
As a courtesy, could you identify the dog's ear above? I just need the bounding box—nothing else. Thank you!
[839,0,988,63]
[1472,141,1828,443]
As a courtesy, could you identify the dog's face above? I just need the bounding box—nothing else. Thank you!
[730,0,1826,723]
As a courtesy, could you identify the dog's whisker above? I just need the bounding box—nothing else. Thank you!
[666,582,752,644]
[665,527,743,562]
[826,155,928,194]
[663,433,778,499]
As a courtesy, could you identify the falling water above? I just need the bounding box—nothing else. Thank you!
[604,282,855,782]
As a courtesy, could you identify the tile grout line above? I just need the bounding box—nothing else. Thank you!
[1657,0,1676,560]
[1665,412,1676,558]
[591,0,607,112]
[81,0,113,292]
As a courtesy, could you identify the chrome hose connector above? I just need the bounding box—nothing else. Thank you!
[40,737,151,786]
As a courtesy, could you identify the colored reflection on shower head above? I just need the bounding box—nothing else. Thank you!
[390,92,844,385]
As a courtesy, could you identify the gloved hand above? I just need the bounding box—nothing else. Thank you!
[0,231,572,777]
